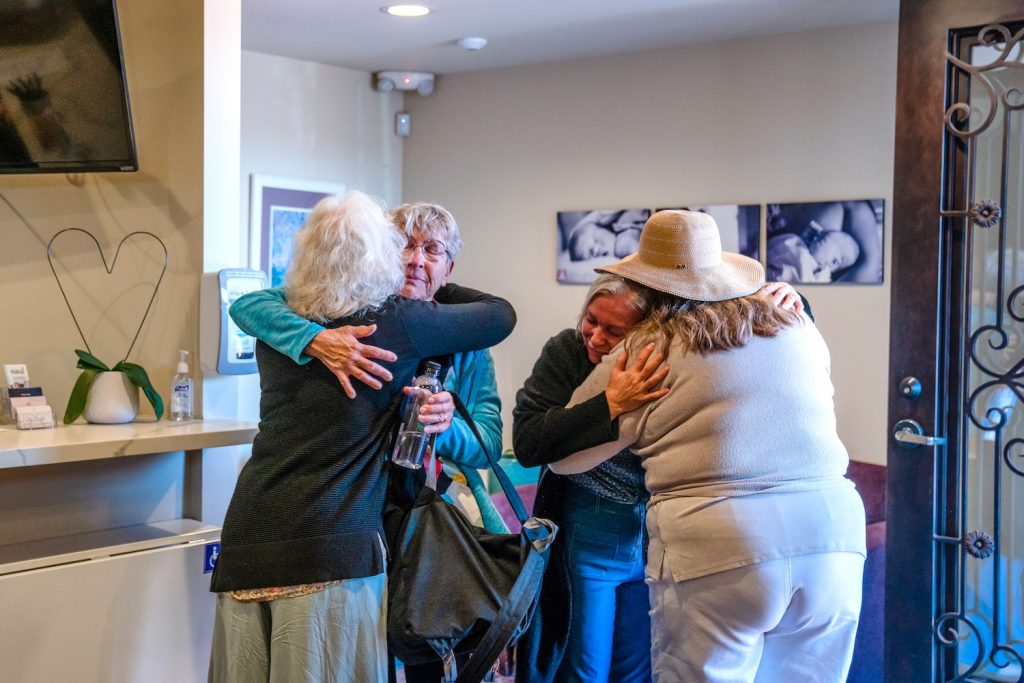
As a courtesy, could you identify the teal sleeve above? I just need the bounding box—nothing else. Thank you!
[433,349,503,470]
[228,287,325,365]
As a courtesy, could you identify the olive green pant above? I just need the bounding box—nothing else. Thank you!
[209,574,388,683]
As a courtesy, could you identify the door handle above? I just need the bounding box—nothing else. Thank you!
[893,419,947,449]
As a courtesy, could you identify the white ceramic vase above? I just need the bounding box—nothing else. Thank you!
[83,371,140,424]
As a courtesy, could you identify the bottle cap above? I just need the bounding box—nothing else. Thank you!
[424,360,441,373]
[177,349,190,374]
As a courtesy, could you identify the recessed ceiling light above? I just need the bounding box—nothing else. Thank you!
[381,4,432,17]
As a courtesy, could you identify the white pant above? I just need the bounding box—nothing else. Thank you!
[649,552,864,683]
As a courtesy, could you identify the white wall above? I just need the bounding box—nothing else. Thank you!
[240,50,405,215]
[403,22,897,464]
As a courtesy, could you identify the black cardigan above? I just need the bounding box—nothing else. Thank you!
[211,285,515,592]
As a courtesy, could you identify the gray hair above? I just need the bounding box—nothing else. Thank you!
[575,273,651,333]
[390,202,464,260]
[285,191,405,322]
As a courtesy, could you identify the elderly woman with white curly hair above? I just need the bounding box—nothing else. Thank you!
[551,210,865,683]
[208,191,516,683]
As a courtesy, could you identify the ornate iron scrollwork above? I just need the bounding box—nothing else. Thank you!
[936,21,1024,682]
[944,24,1024,142]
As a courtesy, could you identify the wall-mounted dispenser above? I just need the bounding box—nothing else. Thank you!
[200,268,266,376]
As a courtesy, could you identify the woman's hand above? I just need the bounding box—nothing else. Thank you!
[605,343,670,419]
[305,325,398,399]
[760,281,804,313]
[415,389,455,434]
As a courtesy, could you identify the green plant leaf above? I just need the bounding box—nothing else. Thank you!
[115,361,164,420]
[64,368,99,424]
[74,349,109,372]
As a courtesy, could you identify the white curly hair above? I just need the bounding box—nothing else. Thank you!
[285,191,405,322]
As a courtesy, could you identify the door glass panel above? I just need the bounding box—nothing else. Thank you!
[957,34,1023,681]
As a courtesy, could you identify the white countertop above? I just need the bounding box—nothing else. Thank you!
[0,518,222,575]
[0,418,258,469]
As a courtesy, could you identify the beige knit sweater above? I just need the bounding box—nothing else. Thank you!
[551,315,850,504]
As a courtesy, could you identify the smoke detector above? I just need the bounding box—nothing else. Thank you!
[457,36,487,51]
[374,71,435,95]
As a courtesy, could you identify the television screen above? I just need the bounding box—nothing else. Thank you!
[0,0,137,174]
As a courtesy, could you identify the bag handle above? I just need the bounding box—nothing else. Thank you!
[454,536,548,682]
[450,391,531,526]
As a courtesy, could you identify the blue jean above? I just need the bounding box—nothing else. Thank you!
[555,482,652,683]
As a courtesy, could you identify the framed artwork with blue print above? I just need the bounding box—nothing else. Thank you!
[248,174,346,287]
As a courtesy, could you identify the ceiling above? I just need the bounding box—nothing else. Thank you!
[241,0,900,76]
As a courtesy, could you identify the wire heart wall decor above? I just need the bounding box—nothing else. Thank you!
[46,228,168,363]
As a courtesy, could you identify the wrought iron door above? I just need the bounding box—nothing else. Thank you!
[934,23,1024,681]
[887,2,1023,680]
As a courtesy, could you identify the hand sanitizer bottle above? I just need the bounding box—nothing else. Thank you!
[170,350,194,421]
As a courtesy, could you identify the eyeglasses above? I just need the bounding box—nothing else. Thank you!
[403,239,449,262]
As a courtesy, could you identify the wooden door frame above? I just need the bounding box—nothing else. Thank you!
[887,1,1023,680]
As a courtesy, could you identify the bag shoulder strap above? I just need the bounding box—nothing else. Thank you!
[455,537,548,682]
[450,391,531,525]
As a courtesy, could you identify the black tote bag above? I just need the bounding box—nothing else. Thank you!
[386,393,556,683]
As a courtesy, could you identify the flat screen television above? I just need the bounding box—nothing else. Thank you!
[0,0,137,174]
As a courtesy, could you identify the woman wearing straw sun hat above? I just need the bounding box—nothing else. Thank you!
[550,210,866,683]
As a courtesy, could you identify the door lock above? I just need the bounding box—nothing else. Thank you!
[893,419,947,449]
[898,376,922,399]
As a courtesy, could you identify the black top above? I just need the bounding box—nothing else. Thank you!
[211,284,515,592]
[512,328,619,467]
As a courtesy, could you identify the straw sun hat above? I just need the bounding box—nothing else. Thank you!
[596,210,765,302]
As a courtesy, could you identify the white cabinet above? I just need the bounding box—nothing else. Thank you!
[0,419,257,683]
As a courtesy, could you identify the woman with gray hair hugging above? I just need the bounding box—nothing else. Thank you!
[208,191,516,683]
[550,210,865,683]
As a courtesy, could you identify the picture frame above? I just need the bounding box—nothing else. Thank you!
[556,208,650,284]
[249,174,346,287]
[765,199,884,284]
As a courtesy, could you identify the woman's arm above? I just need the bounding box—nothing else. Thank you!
[405,284,517,359]
[547,346,659,474]
[432,349,503,470]
[512,331,620,468]
[229,288,322,363]
[229,287,398,397]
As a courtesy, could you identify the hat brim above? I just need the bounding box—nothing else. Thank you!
[596,252,765,302]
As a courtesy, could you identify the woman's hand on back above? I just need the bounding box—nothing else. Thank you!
[760,281,804,313]
[305,325,398,398]
[605,343,670,419]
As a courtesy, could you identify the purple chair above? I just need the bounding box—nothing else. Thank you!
[845,460,886,683]
[491,483,537,533]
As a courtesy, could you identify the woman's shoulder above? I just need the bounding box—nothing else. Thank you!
[323,295,403,328]
[547,327,582,350]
